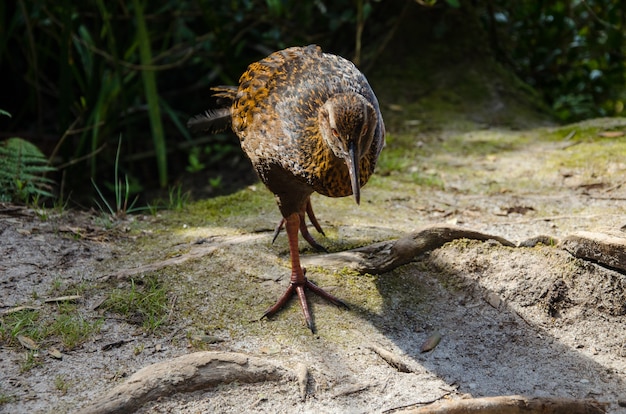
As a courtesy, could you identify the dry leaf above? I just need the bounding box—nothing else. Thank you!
[420,332,442,353]
[17,335,39,350]
[49,347,63,359]
[598,130,624,138]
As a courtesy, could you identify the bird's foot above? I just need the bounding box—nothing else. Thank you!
[261,273,348,333]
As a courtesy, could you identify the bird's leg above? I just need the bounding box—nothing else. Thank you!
[298,210,328,253]
[271,218,285,244]
[262,212,348,332]
[271,198,327,252]
[305,198,325,236]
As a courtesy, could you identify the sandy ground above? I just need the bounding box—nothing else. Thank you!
[1,118,626,413]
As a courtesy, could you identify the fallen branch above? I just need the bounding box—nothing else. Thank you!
[302,224,515,274]
[390,395,607,414]
[79,351,289,414]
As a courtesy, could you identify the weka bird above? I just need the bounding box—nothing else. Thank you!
[188,45,385,332]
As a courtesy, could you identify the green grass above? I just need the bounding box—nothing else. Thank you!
[102,276,171,332]
[54,375,70,395]
[0,309,43,345]
[0,393,15,405]
[20,351,42,373]
[0,305,103,361]
[49,304,103,349]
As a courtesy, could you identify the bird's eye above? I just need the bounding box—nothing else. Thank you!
[331,128,339,137]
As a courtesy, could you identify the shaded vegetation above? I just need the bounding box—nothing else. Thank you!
[0,0,624,207]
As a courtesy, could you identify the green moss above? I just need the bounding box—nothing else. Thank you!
[186,186,274,224]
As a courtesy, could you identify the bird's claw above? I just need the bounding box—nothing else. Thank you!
[261,277,348,333]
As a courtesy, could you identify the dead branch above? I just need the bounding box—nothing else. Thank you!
[391,394,607,414]
[78,351,289,414]
[302,224,515,274]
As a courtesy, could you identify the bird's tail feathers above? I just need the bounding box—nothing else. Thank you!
[211,85,237,100]
[187,86,238,133]
[187,107,232,134]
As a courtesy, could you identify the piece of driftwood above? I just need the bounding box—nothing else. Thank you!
[391,395,607,414]
[302,224,515,274]
[79,351,289,414]
[561,231,626,272]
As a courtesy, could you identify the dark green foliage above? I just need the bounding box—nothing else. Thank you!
[0,0,624,203]
[0,0,379,200]
[484,0,625,121]
[0,137,56,203]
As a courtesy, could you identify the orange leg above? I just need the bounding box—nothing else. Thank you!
[272,198,326,252]
[262,212,347,332]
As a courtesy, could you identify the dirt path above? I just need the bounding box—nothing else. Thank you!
[1,118,626,413]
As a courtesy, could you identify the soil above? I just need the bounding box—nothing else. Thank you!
[1,117,626,413]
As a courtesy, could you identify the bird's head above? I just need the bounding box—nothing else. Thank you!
[318,93,377,204]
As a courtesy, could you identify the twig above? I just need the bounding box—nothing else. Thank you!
[382,392,451,414]
[368,344,412,373]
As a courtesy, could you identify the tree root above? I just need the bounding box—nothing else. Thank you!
[302,224,515,274]
[390,395,607,414]
[560,231,626,273]
[78,351,289,414]
[106,225,626,281]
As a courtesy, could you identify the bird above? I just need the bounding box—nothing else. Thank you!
[188,45,385,332]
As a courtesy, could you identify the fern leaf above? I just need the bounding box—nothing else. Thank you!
[0,137,57,203]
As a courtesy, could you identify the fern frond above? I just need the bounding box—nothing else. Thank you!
[0,137,57,203]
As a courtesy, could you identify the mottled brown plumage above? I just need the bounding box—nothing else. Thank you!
[188,45,385,332]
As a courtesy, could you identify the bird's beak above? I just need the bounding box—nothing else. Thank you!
[347,141,360,205]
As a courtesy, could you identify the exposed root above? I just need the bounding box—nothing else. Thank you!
[302,224,515,274]
[78,351,289,414]
[106,225,626,281]
[561,231,626,273]
[389,395,607,414]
